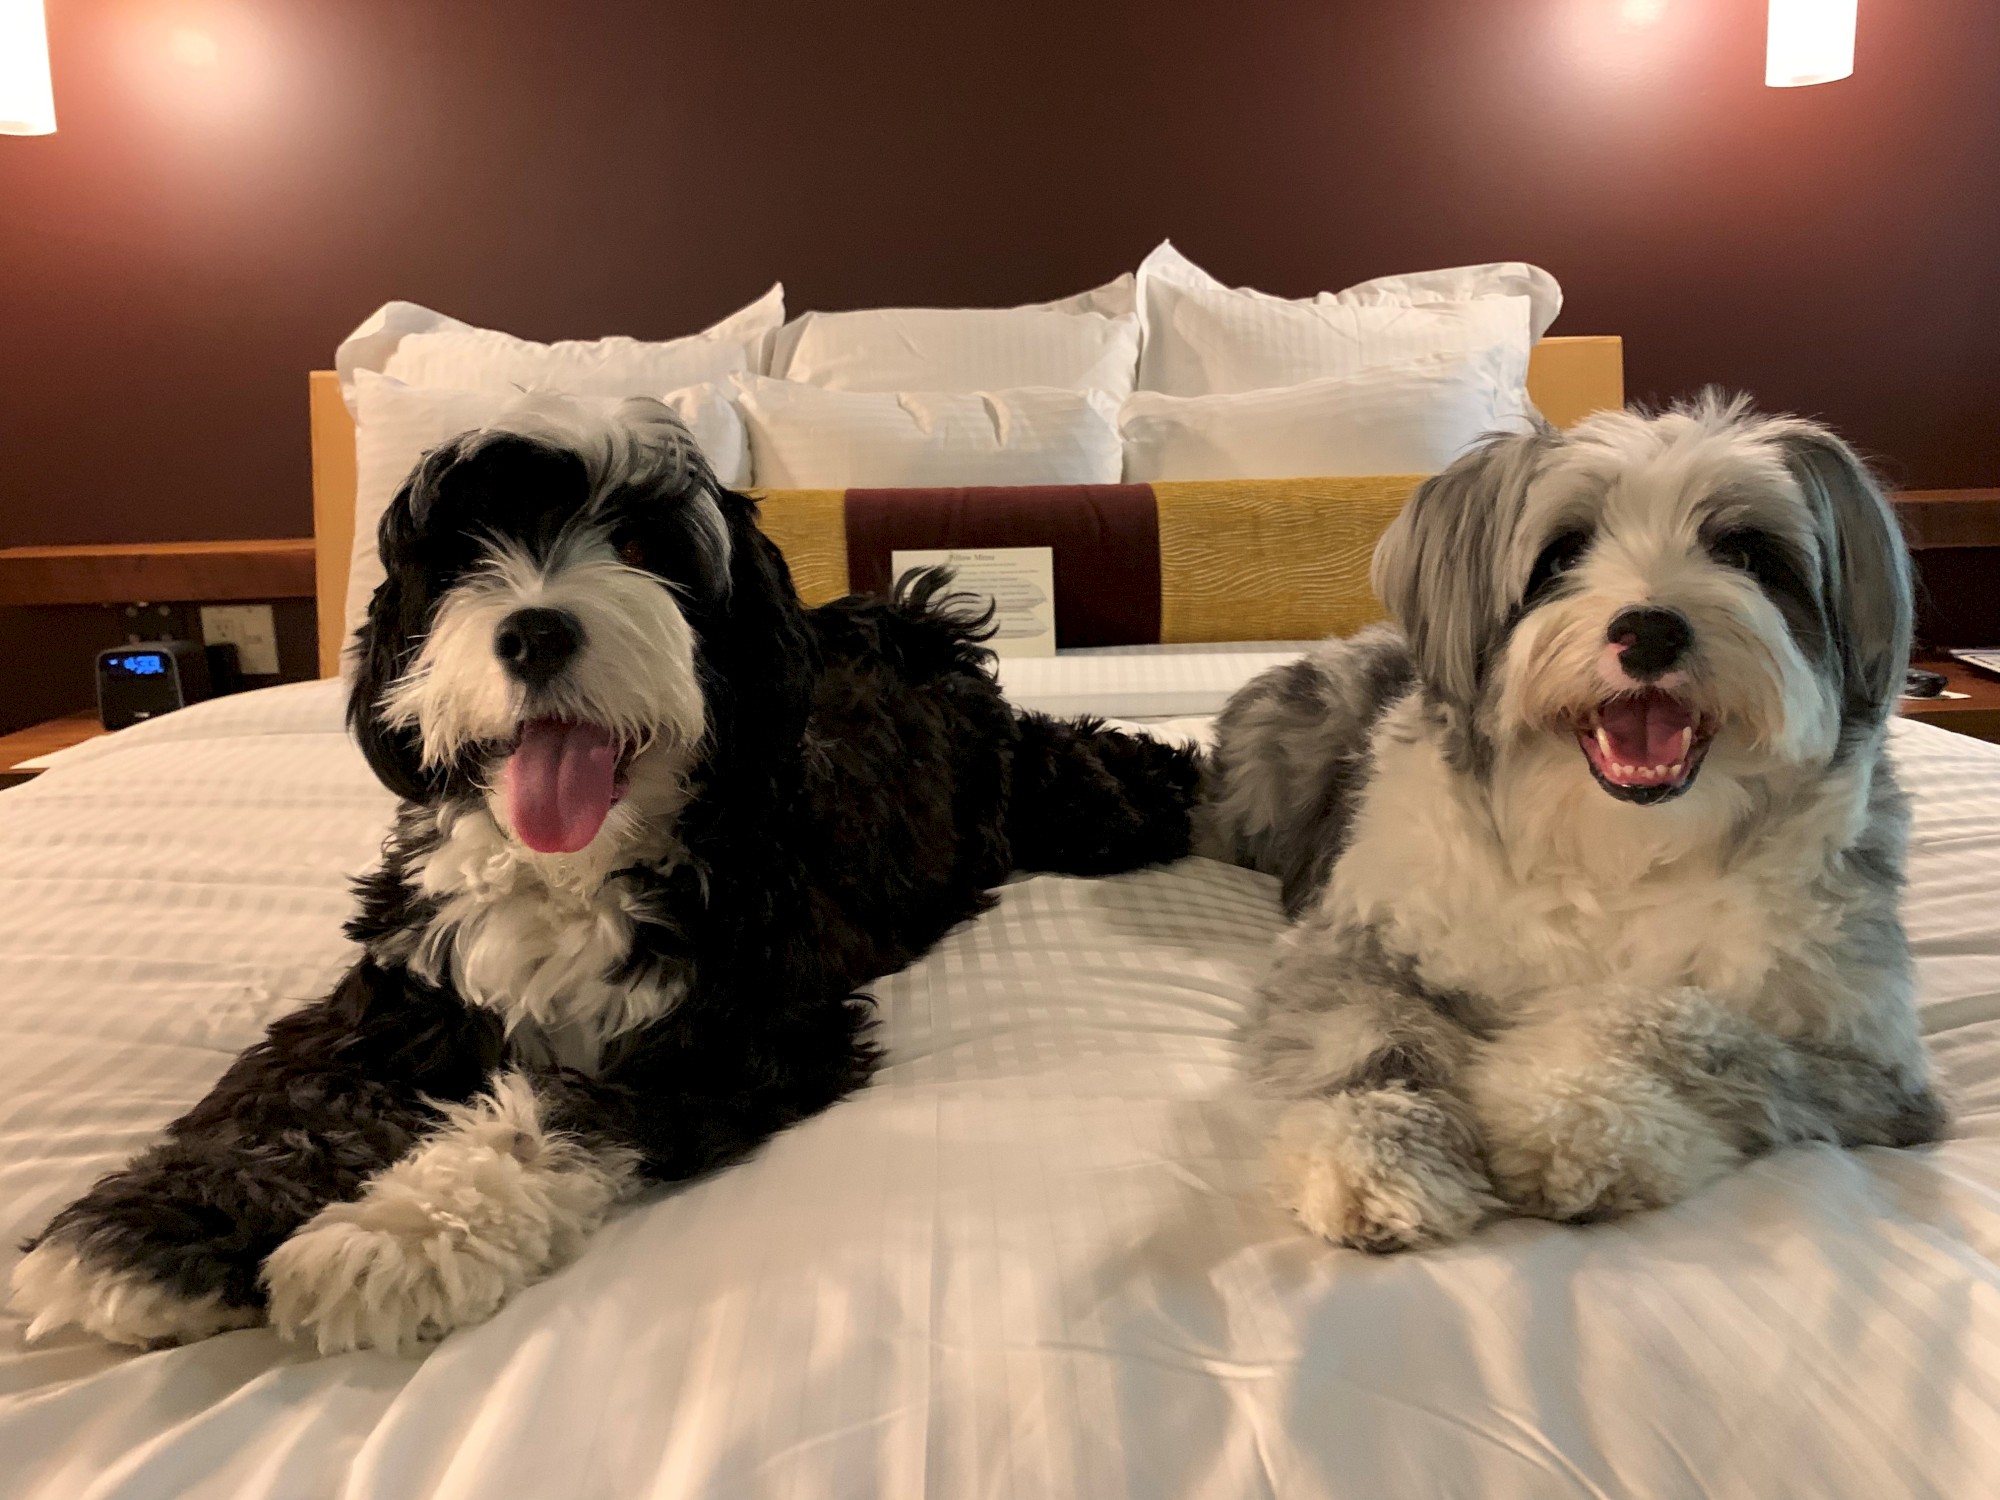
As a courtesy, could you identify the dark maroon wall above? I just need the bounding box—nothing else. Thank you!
[1,1,1995,687]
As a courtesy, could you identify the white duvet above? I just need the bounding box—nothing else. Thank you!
[2,679,1998,1499]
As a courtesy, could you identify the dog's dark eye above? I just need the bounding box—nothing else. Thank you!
[1710,528,1762,573]
[1524,528,1593,606]
[616,537,649,570]
[1709,527,1801,596]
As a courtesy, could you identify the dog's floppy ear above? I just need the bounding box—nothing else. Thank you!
[347,464,444,804]
[711,490,816,731]
[1372,425,1554,710]
[1776,421,1912,730]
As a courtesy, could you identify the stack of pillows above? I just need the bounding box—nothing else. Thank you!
[335,243,1560,647]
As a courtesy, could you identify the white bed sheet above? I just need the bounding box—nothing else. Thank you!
[994,648,1314,720]
[2,678,1998,1499]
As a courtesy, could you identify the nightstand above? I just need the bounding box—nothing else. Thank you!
[1891,488,2000,744]
[0,538,316,780]
[1902,657,2000,744]
[0,712,108,785]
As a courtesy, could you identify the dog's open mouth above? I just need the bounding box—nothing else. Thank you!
[502,719,634,854]
[1574,689,1713,805]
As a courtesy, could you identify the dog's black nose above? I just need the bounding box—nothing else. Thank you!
[494,607,585,687]
[1607,606,1692,681]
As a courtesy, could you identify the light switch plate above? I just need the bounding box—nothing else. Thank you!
[200,604,280,676]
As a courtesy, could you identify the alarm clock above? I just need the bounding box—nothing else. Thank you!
[96,641,214,730]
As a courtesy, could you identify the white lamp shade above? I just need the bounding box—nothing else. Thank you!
[1767,0,1858,88]
[0,0,56,134]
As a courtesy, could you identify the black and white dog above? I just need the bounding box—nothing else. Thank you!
[13,395,1198,1353]
[1204,396,1945,1251]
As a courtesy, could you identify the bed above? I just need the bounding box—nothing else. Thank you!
[4,342,1999,1499]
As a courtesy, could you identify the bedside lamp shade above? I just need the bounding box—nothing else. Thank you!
[0,0,55,134]
[1767,0,1858,87]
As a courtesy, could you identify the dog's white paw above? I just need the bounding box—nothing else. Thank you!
[263,1073,633,1356]
[264,1192,528,1358]
[1469,1057,1739,1222]
[9,1239,259,1349]
[1269,1088,1498,1252]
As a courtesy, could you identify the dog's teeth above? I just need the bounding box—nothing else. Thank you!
[1677,726,1692,756]
[1596,727,1613,760]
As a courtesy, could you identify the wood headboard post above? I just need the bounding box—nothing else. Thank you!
[1524,336,1624,431]
[310,371,358,678]
[307,336,1624,673]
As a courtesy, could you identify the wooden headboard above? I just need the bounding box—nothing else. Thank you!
[310,335,1625,676]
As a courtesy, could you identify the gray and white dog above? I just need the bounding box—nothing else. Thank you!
[1204,395,1946,1251]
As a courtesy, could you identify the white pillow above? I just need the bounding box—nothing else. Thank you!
[1140,280,1533,398]
[762,276,1138,378]
[335,285,785,411]
[1026,272,1135,318]
[1134,239,1561,335]
[1119,348,1528,482]
[732,375,1122,489]
[1131,240,1557,397]
[1333,263,1562,336]
[1132,240,1225,347]
[341,372,748,661]
[773,306,1141,399]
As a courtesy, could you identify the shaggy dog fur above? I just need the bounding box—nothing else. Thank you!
[1204,396,1945,1251]
[12,395,1198,1354]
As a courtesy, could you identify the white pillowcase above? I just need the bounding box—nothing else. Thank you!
[1025,272,1135,319]
[340,372,747,661]
[1119,349,1528,482]
[1134,239,1561,335]
[774,306,1141,399]
[1141,279,1533,398]
[1333,263,1561,336]
[1132,240,1554,398]
[380,285,783,397]
[733,375,1122,489]
[335,286,785,411]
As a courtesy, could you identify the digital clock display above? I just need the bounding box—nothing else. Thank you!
[105,653,168,678]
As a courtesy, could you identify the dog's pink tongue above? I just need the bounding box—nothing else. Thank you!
[505,720,619,854]
[1599,691,1694,767]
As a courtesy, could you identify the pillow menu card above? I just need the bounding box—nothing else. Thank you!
[890,547,1057,657]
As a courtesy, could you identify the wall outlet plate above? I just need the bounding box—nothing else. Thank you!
[199,604,280,676]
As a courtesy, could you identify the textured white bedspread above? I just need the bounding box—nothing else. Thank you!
[2,680,1998,1499]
